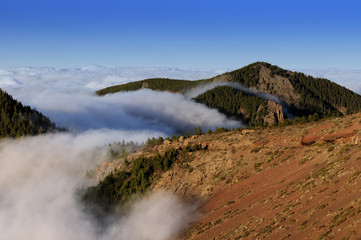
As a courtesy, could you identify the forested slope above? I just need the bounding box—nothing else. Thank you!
[96,78,212,96]
[233,62,361,117]
[0,88,56,137]
[194,86,269,126]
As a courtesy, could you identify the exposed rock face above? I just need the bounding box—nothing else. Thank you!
[212,73,233,82]
[238,107,248,119]
[258,65,301,106]
[141,81,149,88]
[264,100,284,125]
[338,106,347,115]
[211,65,297,125]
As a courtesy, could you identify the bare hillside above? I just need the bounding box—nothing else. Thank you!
[97,113,361,239]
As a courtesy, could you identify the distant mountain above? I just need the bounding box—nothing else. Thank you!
[0,88,56,137]
[96,62,361,126]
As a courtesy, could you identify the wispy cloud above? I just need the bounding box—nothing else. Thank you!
[185,81,294,118]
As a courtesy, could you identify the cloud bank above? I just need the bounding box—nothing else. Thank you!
[1,65,360,240]
[0,65,221,90]
[0,66,231,240]
[0,133,193,240]
[0,66,238,135]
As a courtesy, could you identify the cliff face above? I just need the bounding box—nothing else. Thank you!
[263,100,284,125]
[96,112,361,240]
[257,65,300,106]
[212,73,233,83]
[211,63,301,107]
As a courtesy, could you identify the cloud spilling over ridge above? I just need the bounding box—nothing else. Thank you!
[1,86,241,134]
[0,66,238,134]
[0,133,194,240]
[0,66,231,240]
[1,65,360,134]
[1,65,360,240]
[225,82,294,118]
[185,81,294,118]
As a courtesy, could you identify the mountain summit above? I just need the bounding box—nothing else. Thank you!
[96,62,361,126]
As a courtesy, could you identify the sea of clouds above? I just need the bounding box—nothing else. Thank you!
[0,66,237,240]
[0,66,240,134]
[0,65,360,240]
[0,133,194,240]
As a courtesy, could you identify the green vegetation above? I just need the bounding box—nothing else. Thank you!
[96,62,361,127]
[194,126,203,135]
[194,86,268,126]
[261,62,361,116]
[96,78,212,96]
[213,127,229,134]
[145,136,165,147]
[229,62,262,86]
[96,63,262,96]
[228,62,361,118]
[107,140,141,160]
[81,144,205,212]
[82,148,180,211]
[318,206,357,239]
[0,88,56,137]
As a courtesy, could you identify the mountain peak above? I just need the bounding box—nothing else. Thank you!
[96,62,361,127]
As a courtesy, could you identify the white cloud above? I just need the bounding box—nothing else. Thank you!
[1,64,360,240]
[0,65,220,90]
[0,66,235,240]
[0,133,193,240]
[0,66,238,134]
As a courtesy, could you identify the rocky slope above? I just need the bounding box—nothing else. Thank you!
[96,112,361,240]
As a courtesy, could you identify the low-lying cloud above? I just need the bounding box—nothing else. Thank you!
[0,133,193,240]
[1,65,360,240]
[0,66,220,90]
[0,66,238,135]
[0,66,232,240]
[185,81,294,119]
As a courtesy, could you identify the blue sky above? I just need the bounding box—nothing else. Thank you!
[1,0,360,70]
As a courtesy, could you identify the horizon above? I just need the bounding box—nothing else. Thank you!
[2,62,361,96]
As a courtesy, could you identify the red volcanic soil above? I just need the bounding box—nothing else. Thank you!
[174,114,361,240]
[98,113,361,240]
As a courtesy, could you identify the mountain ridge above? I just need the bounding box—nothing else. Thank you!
[96,62,361,127]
